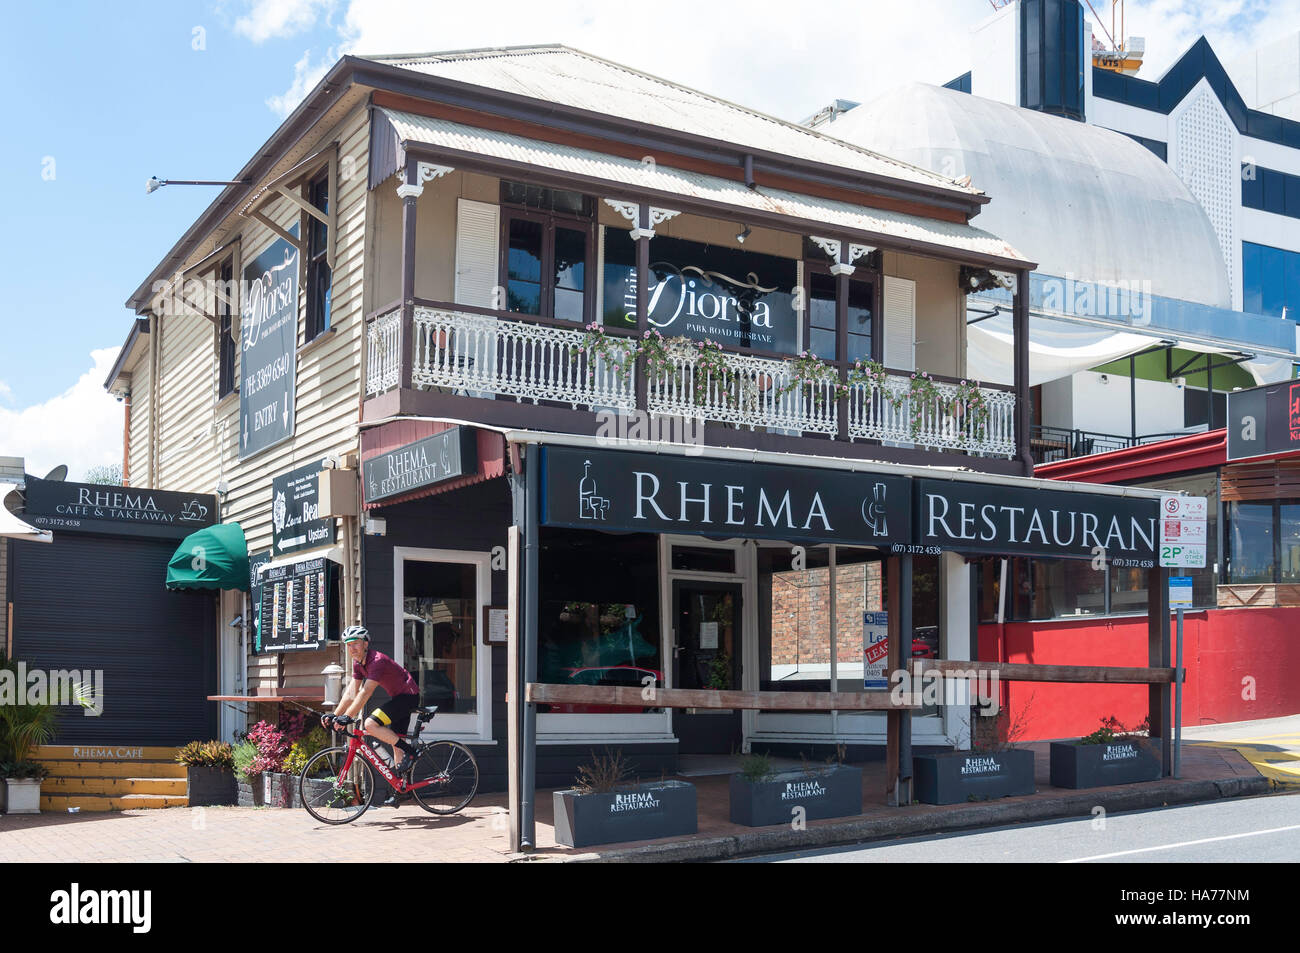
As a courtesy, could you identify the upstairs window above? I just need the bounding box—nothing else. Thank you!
[217,257,236,398]
[804,263,874,363]
[305,170,332,340]
[500,181,592,322]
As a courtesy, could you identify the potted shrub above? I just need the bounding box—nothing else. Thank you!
[1050,716,1161,789]
[1,761,50,814]
[553,749,696,848]
[177,741,237,807]
[729,751,863,827]
[0,680,59,815]
[914,702,1035,805]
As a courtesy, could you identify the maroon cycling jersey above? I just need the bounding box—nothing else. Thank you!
[353,648,418,698]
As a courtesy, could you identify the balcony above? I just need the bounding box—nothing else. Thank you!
[366,303,1020,462]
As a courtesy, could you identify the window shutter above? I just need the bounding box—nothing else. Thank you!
[883,276,916,372]
[454,199,500,310]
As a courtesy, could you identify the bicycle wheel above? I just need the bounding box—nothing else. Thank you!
[300,746,376,824]
[410,741,479,815]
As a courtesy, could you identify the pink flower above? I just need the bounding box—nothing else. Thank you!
[643,330,650,338]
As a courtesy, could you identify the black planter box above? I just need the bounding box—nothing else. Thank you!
[553,781,697,848]
[914,749,1035,805]
[187,766,237,807]
[1050,739,1163,789]
[729,765,863,827]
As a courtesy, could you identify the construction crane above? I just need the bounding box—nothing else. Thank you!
[1086,0,1144,75]
[986,0,1143,76]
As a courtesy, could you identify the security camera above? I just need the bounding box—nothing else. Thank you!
[216,479,229,498]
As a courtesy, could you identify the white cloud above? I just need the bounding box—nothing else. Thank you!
[258,0,1300,121]
[0,349,123,481]
[234,0,336,43]
[0,381,12,404]
[266,48,334,116]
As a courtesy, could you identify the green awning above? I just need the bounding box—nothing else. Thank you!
[166,522,250,591]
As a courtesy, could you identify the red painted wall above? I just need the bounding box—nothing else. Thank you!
[978,608,1300,739]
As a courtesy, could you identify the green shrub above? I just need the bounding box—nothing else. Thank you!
[232,740,260,780]
[176,741,235,769]
[739,752,775,784]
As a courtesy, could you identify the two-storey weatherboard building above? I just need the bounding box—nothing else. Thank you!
[109,47,1177,841]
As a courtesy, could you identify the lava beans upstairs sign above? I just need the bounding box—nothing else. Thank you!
[363,427,478,504]
[915,479,1160,564]
[240,232,299,459]
[1226,380,1300,462]
[271,460,335,556]
[541,446,909,546]
[22,478,217,539]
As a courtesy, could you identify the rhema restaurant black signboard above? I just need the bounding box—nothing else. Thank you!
[22,478,216,539]
[541,446,910,546]
[363,426,477,504]
[915,479,1159,564]
[541,447,1160,563]
[240,230,299,459]
[1226,380,1300,461]
[259,555,339,652]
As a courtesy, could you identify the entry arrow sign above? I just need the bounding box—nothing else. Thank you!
[277,534,306,552]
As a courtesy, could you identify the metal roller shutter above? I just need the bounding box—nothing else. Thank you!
[9,533,217,746]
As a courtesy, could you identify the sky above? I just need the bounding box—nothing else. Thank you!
[1,0,1296,478]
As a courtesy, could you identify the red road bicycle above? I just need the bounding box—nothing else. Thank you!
[298,707,478,824]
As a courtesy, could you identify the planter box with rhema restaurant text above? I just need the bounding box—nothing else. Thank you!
[729,765,862,827]
[1050,739,1163,789]
[914,749,1035,805]
[553,781,697,848]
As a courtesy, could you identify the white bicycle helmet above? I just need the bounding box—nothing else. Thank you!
[341,624,369,643]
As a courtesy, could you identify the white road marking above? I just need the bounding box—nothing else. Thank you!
[1062,824,1300,862]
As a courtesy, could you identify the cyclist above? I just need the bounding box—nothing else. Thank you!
[322,625,421,805]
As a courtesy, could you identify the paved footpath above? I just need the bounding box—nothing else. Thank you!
[0,795,518,864]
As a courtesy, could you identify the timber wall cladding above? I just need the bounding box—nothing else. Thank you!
[1220,460,1300,501]
[770,563,882,666]
[127,339,152,487]
[141,103,372,692]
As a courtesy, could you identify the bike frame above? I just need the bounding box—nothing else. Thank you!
[337,727,436,794]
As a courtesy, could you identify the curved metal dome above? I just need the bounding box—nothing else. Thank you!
[826,83,1230,309]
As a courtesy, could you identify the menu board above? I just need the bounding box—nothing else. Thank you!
[259,556,339,652]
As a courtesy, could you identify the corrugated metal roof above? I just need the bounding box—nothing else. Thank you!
[363,46,982,198]
[378,108,1030,265]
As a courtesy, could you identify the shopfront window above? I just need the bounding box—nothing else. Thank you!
[536,528,661,712]
[402,560,477,714]
[757,547,887,694]
[1228,502,1274,583]
[1281,504,1300,582]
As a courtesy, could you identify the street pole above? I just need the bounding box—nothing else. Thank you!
[1173,606,1184,779]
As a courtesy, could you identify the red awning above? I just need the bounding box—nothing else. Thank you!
[360,421,506,508]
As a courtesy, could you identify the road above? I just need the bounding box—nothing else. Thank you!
[735,791,1300,863]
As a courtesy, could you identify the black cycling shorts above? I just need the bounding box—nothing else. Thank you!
[368,693,419,737]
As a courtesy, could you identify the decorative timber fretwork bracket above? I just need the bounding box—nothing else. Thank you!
[238,141,340,270]
[809,236,875,276]
[393,161,454,199]
[603,199,681,240]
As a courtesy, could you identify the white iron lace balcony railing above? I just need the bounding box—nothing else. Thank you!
[847,373,1017,457]
[366,308,402,397]
[646,348,839,435]
[403,306,637,410]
